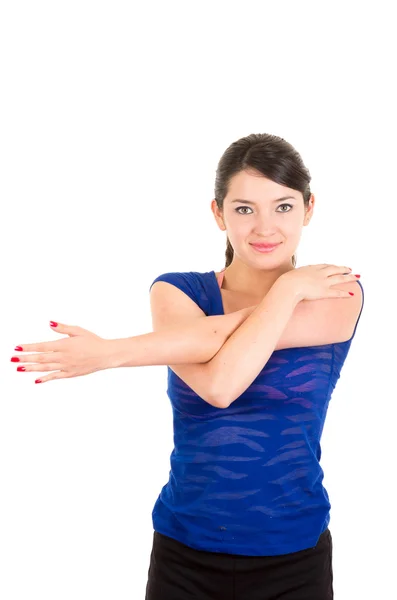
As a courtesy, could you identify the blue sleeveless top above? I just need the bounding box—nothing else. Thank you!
[149,270,364,556]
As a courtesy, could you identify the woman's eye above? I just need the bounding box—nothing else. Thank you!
[235,206,253,215]
[235,203,292,215]
[278,203,293,212]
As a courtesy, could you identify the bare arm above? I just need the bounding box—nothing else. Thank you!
[204,277,301,407]
[106,304,258,369]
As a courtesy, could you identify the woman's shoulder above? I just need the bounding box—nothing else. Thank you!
[294,277,364,346]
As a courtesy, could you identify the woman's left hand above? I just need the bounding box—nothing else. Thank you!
[11,322,110,384]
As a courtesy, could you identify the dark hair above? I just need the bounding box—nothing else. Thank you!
[214,133,312,269]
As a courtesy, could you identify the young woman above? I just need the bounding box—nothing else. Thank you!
[11,133,364,599]
[145,133,364,599]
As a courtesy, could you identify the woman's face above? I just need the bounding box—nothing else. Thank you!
[213,169,313,268]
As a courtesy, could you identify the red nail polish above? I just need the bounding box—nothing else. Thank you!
[17,366,26,371]
[14,346,23,351]
[354,274,360,278]
[35,379,42,384]
[50,321,58,327]
[11,357,20,362]
[349,292,354,296]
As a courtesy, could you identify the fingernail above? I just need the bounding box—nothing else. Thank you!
[17,366,26,371]
[14,346,23,351]
[354,274,360,278]
[50,321,58,327]
[349,292,354,296]
[11,357,20,362]
[35,379,42,384]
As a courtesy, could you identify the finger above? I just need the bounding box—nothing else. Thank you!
[35,371,68,384]
[329,289,355,298]
[16,363,61,373]
[11,352,61,364]
[13,341,63,353]
[15,322,83,353]
[49,322,82,336]
[333,266,352,273]
[345,273,360,281]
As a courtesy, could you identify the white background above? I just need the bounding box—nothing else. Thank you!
[1,1,395,598]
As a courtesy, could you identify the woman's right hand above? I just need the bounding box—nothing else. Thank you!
[280,264,358,302]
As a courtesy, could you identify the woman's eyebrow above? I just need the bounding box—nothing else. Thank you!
[230,196,296,205]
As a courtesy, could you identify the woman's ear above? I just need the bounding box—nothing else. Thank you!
[211,199,227,231]
[304,194,315,225]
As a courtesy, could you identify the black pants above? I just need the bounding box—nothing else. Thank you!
[145,528,333,600]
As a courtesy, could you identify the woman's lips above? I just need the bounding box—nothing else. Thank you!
[250,243,281,253]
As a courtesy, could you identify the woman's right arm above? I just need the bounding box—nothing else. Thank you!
[106,303,259,369]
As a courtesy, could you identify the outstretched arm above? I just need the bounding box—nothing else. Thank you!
[107,303,259,369]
